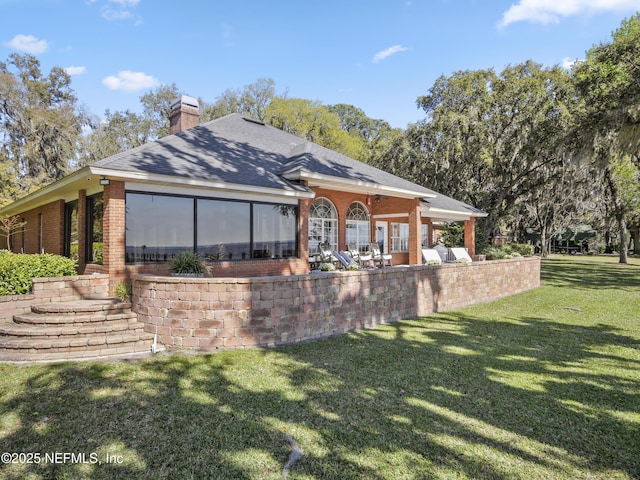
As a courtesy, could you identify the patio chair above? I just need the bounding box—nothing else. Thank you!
[318,242,335,265]
[334,250,360,270]
[449,247,473,263]
[348,243,373,268]
[433,244,449,263]
[421,248,442,265]
[370,243,392,267]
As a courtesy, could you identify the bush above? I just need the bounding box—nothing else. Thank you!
[0,251,77,296]
[169,250,206,275]
[481,243,534,260]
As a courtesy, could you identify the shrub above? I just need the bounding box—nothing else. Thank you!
[320,262,336,272]
[0,251,77,296]
[482,243,534,260]
[169,250,206,275]
[115,282,132,302]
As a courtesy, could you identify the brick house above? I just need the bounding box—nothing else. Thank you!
[0,96,486,292]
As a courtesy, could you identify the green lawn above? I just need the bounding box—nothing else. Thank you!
[1,258,639,479]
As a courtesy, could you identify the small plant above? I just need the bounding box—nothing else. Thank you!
[347,263,360,271]
[320,262,336,272]
[427,260,441,266]
[115,282,132,302]
[455,258,469,264]
[169,250,206,276]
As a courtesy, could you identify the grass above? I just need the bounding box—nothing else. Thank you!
[1,258,639,479]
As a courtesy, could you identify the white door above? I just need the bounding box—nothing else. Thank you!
[375,221,389,254]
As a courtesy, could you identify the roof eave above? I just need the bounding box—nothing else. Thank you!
[90,167,316,200]
[282,169,436,200]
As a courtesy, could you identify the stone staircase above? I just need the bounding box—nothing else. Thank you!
[0,298,155,362]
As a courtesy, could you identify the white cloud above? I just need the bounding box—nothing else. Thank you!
[499,0,640,27]
[64,66,87,76]
[561,57,577,69]
[102,70,159,92]
[372,45,408,64]
[4,34,48,54]
[101,6,133,20]
[109,0,140,6]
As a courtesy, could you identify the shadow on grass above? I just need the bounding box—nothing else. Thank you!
[1,263,639,479]
[541,258,640,291]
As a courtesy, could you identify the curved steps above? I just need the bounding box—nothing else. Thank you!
[0,299,156,363]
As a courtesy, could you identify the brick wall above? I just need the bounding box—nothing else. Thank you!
[0,274,110,323]
[133,256,540,351]
[12,200,64,255]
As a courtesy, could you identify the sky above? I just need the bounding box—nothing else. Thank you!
[1,0,640,129]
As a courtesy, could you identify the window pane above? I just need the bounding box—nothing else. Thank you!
[253,204,297,258]
[87,194,103,264]
[126,193,194,263]
[198,199,250,261]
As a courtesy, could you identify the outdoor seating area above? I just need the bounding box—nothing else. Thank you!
[422,246,474,264]
[310,242,394,271]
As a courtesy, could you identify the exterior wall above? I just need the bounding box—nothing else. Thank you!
[310,188,435,265]
[11,200,64,255]
[0,274,109,324]
[133,256,540,351]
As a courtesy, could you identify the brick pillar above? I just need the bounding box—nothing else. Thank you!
[464,217,476,257]
[103,181,126,292]
[77,190,87,273]
[408,199,422,265]
[298,198,311,263]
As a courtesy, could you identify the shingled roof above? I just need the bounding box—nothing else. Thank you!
[93,113,435,198]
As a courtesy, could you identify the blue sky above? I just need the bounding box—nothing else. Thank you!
[2,0,640,129]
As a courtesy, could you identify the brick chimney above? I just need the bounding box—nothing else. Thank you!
[169,95,200,134]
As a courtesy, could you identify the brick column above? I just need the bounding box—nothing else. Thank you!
[103,181,126,292]
[298,198,311,263]
[408,199,422,265]
[464,217,476,257]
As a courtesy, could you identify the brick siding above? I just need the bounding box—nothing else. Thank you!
[133,256,541,351]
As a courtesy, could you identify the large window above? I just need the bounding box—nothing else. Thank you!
[63,201,78,261]
[391,222,409,252]
[198,199,250,260]
[421,224,429,248]
[345,202,370,253]
[125,192,298,263]
[253,204,297,258]
[86,194,103,264]
[308,198,338,254]
[126,194,194,263]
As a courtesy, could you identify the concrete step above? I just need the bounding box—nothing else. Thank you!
[30,299,132,315]
[0,340,155,363]
[0,298,160,362]
[0,331,155,352]
[0,321,148,338]
[13,311,138,326]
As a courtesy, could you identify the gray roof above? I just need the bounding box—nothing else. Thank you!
[94,113,433,196]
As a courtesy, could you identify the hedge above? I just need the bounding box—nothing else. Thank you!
[482,243,535,260]
[0,251,78,296]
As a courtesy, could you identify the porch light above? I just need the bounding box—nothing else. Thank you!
[99,177,110,186]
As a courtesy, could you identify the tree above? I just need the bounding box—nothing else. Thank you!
[201,78,276,122]
[264,97,365,159]
[0,53,89,199]
[573,13,640,262]
[0,215,27,250]
[407,61,576,242]
[140,83,182,139]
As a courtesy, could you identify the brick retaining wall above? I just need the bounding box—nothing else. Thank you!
[133,257,540,351]
[0,274,110,324]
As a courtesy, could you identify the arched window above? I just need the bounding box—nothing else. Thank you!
[346,202,370,253]
[309,198,338,254]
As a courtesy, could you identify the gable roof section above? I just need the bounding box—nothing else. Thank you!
[93,113,434,199]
